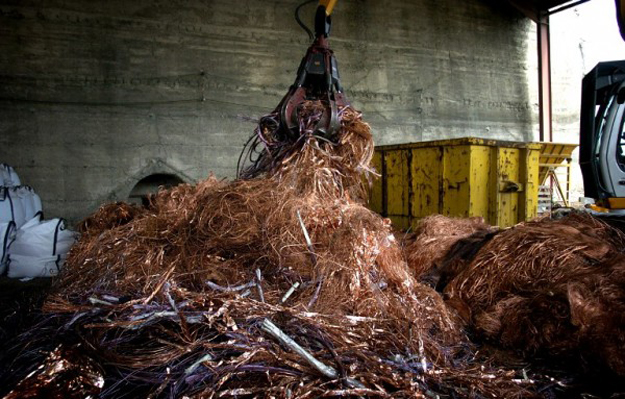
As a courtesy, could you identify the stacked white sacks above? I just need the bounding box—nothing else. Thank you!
[0,164,77,278]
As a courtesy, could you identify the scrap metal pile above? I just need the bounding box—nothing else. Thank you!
[405,213,625,394]
[403,215,497,288]
[2,102,624,398]
[443,214,625,378]
[0,103,567,399]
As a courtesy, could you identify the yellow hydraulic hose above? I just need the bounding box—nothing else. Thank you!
[319,0,337,15]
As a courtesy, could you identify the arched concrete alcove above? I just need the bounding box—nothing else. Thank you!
[128,173,184,207]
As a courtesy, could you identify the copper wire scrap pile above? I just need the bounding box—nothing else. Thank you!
[0,103,609,398]
[402,215,496,287]
[441,214,625,378]
[402,213,625,394]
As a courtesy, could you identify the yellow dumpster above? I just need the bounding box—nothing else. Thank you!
[368,137,541,229]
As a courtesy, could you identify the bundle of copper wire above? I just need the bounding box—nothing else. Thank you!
[77,202,146,236]
[2,103,569,399]
[443,213,625,377]
[403,215,496,286]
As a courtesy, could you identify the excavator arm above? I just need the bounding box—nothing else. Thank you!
[276,0,348,141]
[319,0,338,15]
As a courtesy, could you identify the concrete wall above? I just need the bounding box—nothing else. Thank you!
[0,0,535,223]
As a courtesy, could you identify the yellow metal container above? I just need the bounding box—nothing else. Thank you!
[368,137,541,229]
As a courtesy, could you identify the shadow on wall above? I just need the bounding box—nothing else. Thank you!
[479,0,525,18]
[128,173,184,207]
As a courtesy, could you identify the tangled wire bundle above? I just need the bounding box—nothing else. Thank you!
[2,103,573,399]
[403,215,496,286]
[443,213,625,377]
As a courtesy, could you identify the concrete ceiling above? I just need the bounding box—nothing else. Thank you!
[506,0,591,21]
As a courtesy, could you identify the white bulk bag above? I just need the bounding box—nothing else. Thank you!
[7,217,76,279]
[15,186,42,222]
[0,188,13,224]
[0,163,21,187]
[9,218,76,258]
[7,254,65,278]
[0,221,16,275]
[19,213,42,230]
[0,186,43,228]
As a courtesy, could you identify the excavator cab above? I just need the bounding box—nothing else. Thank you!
[579,61,625,210]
